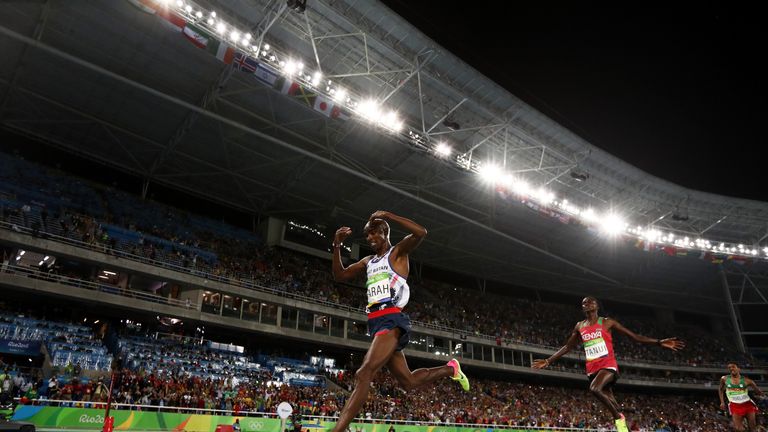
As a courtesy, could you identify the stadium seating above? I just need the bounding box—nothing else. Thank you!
[0,151,760,369]
[0,313,112,371]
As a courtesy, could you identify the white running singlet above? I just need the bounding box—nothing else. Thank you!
[365,247,410,314]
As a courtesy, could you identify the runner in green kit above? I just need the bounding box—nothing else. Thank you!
[719,362,763,431]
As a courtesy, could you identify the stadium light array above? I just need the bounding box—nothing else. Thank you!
[434,142,452,157]
[162,0,768,262]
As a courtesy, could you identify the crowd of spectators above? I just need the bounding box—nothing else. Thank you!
[327,370,738,431]
[0,151,762,371]
[8,359,742,431]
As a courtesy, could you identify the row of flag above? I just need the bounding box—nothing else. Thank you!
[496,182,754,267]
[633,239,752,266]
[127,0,351,120]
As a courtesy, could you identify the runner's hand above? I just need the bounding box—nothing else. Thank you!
[369,210,391,221]
[334,227,352,244]
[532,359,550,369]
[719,402,725,411]
[659,337,685,351]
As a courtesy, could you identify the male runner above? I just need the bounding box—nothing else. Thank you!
[719,361,764,431]
[532,296,684,432]
[330,210,469,432]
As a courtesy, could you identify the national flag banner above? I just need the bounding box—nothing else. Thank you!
[634,239,651,252]
[319,95,351,121]
[255,63,280,86]
[727,255,749,266]
[313,94,338,117]
[273,76,296,95]
[232,52,259,74]
[661,246,677,257]
[126,0,158,14]
[703,252,725,264]
[288,82,318,108]
[555,212,571,225]
[495,185,509,200]
[156,7,185,32]
[524,201,541,212]
[214,43,235,65]
[332,106,352,121]
[182,23,214,49]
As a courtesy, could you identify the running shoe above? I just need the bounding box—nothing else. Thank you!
[447,358,469,391]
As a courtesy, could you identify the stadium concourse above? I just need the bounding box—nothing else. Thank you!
[0,1,767,432]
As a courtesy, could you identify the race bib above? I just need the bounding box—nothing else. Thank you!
[584,338,609,361]
[727,390,751,404]
[366,273,392,305]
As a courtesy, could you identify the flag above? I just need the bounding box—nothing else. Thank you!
[214,43,235,65]
[157,7,185,32]
[288,82,318,108]
[332,106,351,121]
[313,94,337,117]
[182,23,214,49]
[255,63,280,86]
[125,0,158,14]
[273,76,296,95]
[703,252,725,264]
[232,52,259,74]
[661,246,677,257]
[727,255,749,266]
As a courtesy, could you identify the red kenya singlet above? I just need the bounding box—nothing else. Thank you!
[578,317,619,375]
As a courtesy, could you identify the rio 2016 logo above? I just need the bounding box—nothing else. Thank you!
[78,414,105,424]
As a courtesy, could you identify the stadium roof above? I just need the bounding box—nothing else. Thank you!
[1,0,766,316]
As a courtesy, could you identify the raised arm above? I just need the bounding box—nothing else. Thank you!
[532,324,582,369]
[606,318,685,351]
[331,226,368,281]
[369,210,427,258]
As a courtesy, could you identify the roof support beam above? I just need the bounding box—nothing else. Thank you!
[0,23,624,287]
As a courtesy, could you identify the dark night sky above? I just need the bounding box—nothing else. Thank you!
[381,1,767,202]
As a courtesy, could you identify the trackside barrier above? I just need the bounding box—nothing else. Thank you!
[11,401,598,432]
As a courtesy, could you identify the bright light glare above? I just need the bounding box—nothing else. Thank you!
[283,60,298,75]
[600,213,626,236]
[534,188,555,204]
[358,100,381,121]
[435,142,452,157]
[311,72,322,86]
[478,163,503,183]
[512,179,530,195]
[582,208,597,222]
[333,88,347,102]
[216,22,226,33]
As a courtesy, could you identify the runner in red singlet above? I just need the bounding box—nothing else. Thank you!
[532,297,684,432]
[719,362,764,431]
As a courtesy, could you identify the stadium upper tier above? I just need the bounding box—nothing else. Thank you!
[1,1,766,313]
[0,151,760,370]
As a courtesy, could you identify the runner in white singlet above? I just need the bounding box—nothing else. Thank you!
[330,210,469,432]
